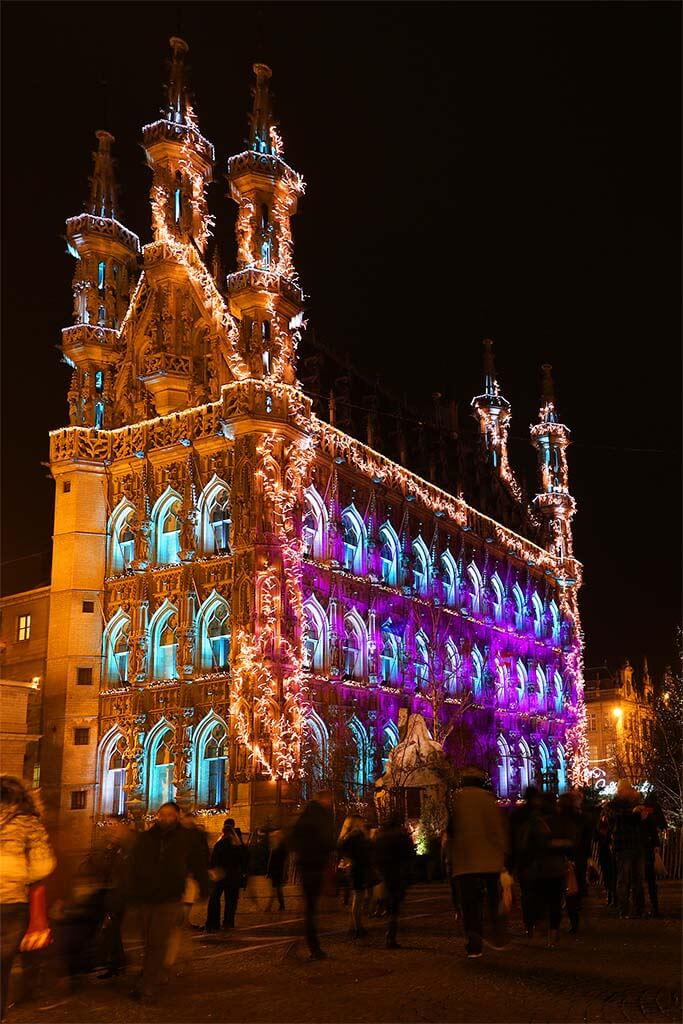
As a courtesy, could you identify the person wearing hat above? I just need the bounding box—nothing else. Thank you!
[447,766,509,958]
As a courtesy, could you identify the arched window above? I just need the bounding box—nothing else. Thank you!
[518,739,533,794]
[557,743,567,793]
[497,735,511,799]
[303,487,327,560]
[108,499,136,574]
[444,640,460,694]
[198,477,231,556]
[379,623,399,684]
[302,597,326,673]
[343,613,365,680]
[150,603,179,680]
[99,731,127,816]
[381,722,399,773]
[549,600,560,644]
[553,670,564,713]
[343,717,367,798]
[496,662,508,705]
[303,710,329,799]
[153,489,182,565]
[513,583,525,632]
[379,522,400,586]
[471,645,484,697]
[196,719,228,807]
[441,550,457,606]
[490,574,505,625]
[341,506,365,574]
[148,726,175,810]
[468,562,483,615]
[104,610,131,687]
[412,537,431,597]
[538,741,551,793]
[531,592,544,640]
[207,604,230,670]
[415,630,430,689]
[536,665,547,711]
[516,660,528,704]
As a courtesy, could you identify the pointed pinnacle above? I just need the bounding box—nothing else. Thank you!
[87,130,118,219]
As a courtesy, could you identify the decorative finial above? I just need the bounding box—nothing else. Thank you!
[87,130,118,219]
[541,363,555,405]
[166,36,192,124]
[482,338,497,396]
[250,63,275,154]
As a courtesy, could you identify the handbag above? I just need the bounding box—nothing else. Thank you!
[565,861,579,897]
[499,871,513,914]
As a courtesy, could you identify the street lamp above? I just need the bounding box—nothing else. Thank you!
[612,706,622,720]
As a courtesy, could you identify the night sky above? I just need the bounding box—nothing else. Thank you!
[2,2,680,678]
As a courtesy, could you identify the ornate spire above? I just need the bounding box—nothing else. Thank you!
[530,364,576,559]
[165,37,195,126]
[540,363,557,422]
[471,339,520,497]
[87,130,118,219]
[249,63,277,155]
[482,338,498,397]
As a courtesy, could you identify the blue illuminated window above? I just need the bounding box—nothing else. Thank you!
[95,402,104,429]
[207,605,230,669]
[95,370,104,392]
[98,260,106,292]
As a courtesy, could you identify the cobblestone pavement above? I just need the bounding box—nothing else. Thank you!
[9,882,681,1024]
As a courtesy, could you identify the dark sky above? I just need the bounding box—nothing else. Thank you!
[2,2,681,677]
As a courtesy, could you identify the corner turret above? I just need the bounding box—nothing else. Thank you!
[530,364,576,560]
[64,131,140,428]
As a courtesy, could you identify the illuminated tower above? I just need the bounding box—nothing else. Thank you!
[142,37,214,252]
[64,131,140,427]
[530,364,576,560]
[226,63,305,383]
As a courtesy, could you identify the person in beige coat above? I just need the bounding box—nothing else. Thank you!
[447,766,508,958]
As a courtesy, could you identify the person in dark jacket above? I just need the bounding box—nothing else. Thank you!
[373,812,416,949]
[338,816,372,938]
[127,802,208,1003]
[595,807,616,905]
[205,822,248,930]
[287,791,335,960]
[517,795,572,947]
[556,793,584,933]
[96,818,136,979]
[265,830,288,912]
[636,792,667,917]
[608,781,645,918]
[507,786,542,936]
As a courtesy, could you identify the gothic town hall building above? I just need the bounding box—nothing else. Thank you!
[28,40,586,854]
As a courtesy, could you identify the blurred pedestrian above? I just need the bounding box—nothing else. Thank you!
[519,793,574,947]
[265,830,288,912]
[608,781,645,919]
[338,815,371,938]
[127,802,208,1004]
[556,793,584,933]
[636,791,667,917]
[0,776,56,1020]
[96,817,136,979]
[288,791,336,961]
[447,766,508,958]
[206,821,248,930]
[507,786,542,937]
[373,812,415,949]
[595,806,616,905]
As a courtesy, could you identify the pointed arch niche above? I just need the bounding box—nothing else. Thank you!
[198,475,231,555]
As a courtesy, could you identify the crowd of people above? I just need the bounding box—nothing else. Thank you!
[0,770,671,1019]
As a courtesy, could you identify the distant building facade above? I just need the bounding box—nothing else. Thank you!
[584,659,655,787]
[10,42,587,855]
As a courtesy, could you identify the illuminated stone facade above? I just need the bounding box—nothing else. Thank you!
[39,41,586,851]
[584,660,655,787]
